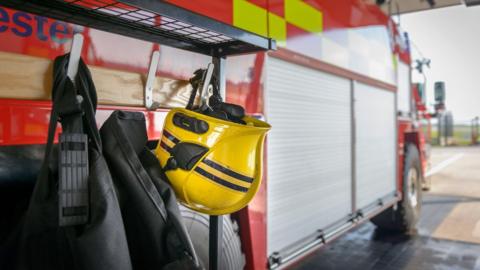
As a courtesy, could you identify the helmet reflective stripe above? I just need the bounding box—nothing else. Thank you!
[201,159,254,183]
[161,129,254,191]
[194,166,249,193]
[159,136,175,152]
[196,160,252,189]
[159,130,179,153]
[163,130,180,144]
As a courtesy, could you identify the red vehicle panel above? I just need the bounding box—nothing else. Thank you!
[0,99,168,146]
[0,1,425,269]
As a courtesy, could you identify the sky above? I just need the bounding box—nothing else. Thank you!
[401,4,480,123]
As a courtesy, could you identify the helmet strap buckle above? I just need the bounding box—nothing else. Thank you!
[163,157,178,171]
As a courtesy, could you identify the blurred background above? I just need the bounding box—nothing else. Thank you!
[403,5,480,146]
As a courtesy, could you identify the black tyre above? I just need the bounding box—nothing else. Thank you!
[371,144,422,232]
[180,206,245,270]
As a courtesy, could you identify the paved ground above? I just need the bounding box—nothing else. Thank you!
[293,146,480,270]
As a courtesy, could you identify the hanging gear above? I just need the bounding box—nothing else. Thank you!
[2,54,202,270]
[100,110,199,269]
[155,65,271,215]
[10,54,132,270]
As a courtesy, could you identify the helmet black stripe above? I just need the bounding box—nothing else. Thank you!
[163,130,180,144]
[159,141,172,153]
[194,167,248,193]
[202,159,254,183]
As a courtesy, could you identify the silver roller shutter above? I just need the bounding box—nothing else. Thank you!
[265,57,352,255]
[354,82,396,209]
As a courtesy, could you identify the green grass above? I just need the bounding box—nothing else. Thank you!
[430,125,475,146]
[453,125,473,146]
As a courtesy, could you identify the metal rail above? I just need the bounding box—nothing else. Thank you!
[1,0,275,56]
[268,193,400,269]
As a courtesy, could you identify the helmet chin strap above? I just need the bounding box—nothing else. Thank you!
[186,63,219,110]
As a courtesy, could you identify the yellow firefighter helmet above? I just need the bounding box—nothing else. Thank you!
[155,108,270,215]
[155,66,270,215]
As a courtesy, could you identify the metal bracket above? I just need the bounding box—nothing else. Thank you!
[377,198,384,206]
[269,252,282,268]
[145,50,161,110]
[316,229,325,244]
[67,33,84,83]
[212,56,226,101]
[199,63,215,110]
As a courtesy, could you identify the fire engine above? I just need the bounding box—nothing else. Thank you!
[0,1,441,269]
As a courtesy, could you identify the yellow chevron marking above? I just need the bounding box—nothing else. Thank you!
[269,12,287,47]
[232,0,323,46]
[284,0,323,34]
[233,0,268,37]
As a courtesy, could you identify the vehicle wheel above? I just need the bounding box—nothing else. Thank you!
[371,144,422,232]
[180,206,245,270]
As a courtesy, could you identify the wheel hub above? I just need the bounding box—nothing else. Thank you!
[407,167,419,208]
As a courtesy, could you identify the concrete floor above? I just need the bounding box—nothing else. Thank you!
[293,146,480,270]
